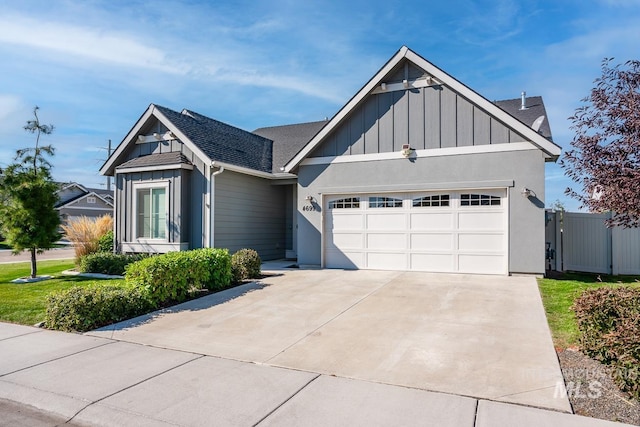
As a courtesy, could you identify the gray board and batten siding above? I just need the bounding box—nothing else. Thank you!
[114,117,207,251]
[310,84,528,158]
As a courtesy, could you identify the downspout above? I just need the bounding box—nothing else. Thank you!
[208,162,225,248]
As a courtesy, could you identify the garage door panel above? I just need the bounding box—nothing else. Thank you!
[410,213,453,230]
[458,211,504,230]
[367,233,405,250]
[458,233,505,252]
[411,233,453,251]
[329,214,363,230]
[410,253,454,272]
[366,213,406,230]
[367,252,407,270]
[326,250,363,269]
[328,233,363,250]
[458,254,505,274]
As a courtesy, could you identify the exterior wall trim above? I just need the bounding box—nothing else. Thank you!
[300,142,537,167]
[316,180,514,195]
[115,163,194,174]
[121,242,189,253]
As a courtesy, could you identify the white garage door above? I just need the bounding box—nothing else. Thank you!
[324,189,507,274]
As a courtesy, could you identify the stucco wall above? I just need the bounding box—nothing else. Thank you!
[296,148,546,274]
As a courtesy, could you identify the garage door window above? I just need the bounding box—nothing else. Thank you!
[369,196,402,208]
[460,194,501,206]
[329,197,360,209]
[412,194,450,207]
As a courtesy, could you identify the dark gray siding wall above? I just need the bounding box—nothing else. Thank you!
[115,169,189,250]
[214,171,286,260]
[116,124,207,249]
[297,149,546,274]
[311,86,526,157]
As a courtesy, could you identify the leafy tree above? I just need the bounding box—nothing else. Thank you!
[562,58,640,227]
[0,106,60,278]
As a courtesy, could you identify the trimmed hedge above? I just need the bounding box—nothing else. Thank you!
[79,253,146,276]
[231,248,262,283]
[45,285,153,332]
[573,287,640,400]
[125,248,232,305]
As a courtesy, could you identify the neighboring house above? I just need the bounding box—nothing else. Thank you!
[56,182,114,225]
[100,46,560,275]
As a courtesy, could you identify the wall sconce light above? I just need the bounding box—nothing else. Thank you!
[401,144,414,158]
[305,195,314,203]
[521,187,532,198]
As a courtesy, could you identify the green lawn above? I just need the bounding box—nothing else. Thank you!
[0,259,124,326]
[538,273,640,349]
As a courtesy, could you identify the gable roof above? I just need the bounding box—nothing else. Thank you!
[253,120,328,172]
[284,46,561,172]
[100,105,275,176]
[55,190,113,209]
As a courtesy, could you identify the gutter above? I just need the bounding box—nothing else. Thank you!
[206,163,225,248]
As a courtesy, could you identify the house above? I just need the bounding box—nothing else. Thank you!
[100,46,560,275]
[56,182,114,225]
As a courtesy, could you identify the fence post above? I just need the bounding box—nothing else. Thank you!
[555,212,563,271]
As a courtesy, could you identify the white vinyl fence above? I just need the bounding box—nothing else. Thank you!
[545,211,640,275]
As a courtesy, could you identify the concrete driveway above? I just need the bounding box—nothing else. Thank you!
[89,268,570,413]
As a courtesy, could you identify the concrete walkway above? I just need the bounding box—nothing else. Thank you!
[0,265,635,426]
[0,322,632,426]
[90,269,568,412]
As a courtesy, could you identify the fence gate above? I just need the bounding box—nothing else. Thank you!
[546,211,640,275]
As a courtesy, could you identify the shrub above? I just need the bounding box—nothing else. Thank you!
[125,248,232,305]
[62,215,113,261]
[98,229,114,253]
[573,287,640,400]
[79,253,146,276]
[231,248,262,283]
[45,285,153,332]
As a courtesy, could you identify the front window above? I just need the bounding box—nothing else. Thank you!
[137,188,166,239]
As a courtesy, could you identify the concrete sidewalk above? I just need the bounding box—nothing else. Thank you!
[0,323,634,426]
[0,247,75,264]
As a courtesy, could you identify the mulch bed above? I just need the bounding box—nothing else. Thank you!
[558,348,640,425]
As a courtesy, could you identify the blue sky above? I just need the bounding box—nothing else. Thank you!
[1,0,638,210]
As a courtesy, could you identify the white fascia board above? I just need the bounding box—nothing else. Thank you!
[210,160,296,180]
[100,105,155,176]
[284,46,560,172]
[284,46,409,172]
[300,142,537,167]
[99,104,213,176]
[403,50,561,160]
[115,163,194,174]
[152,108,213,166]
[58,182,88,194]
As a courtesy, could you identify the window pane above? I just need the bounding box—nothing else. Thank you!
[152,188,166,239]
[137,190,151,238]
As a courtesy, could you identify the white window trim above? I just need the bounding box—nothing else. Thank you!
[132,181,170,243]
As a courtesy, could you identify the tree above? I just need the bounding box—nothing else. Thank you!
[0,106,60,278]
[562,58,640,227]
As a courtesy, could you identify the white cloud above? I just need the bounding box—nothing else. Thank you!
[0,15,189,74]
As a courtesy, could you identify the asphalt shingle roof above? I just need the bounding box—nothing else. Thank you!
[154,105,273,173]
[494,96,553,140]
[116,152,192,170]
[253,120,328,172]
